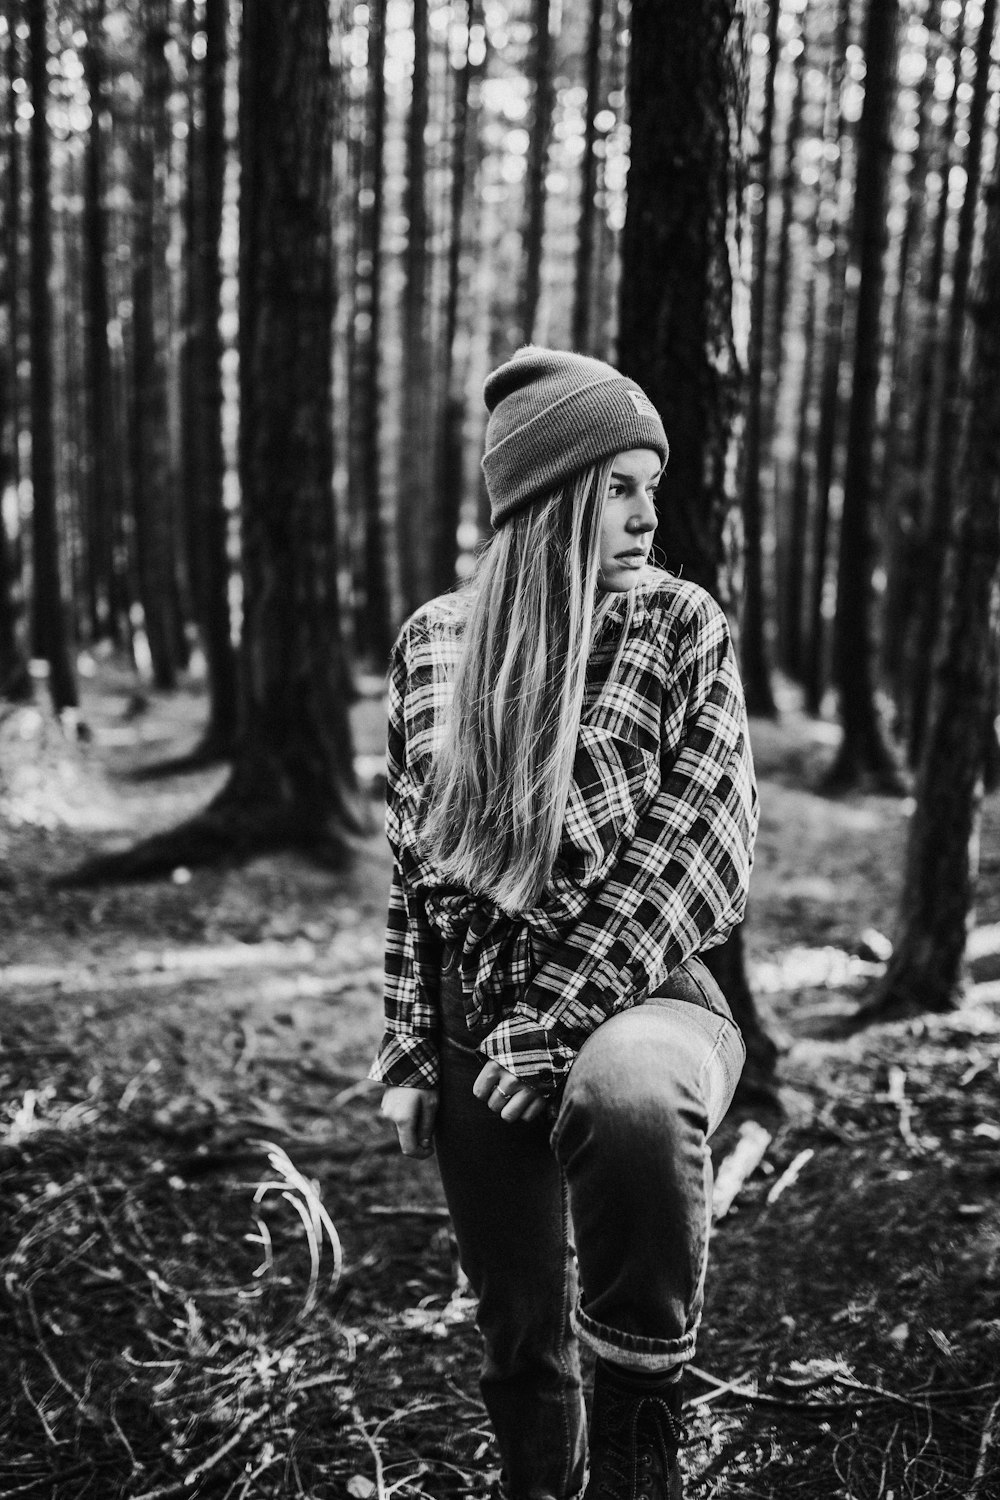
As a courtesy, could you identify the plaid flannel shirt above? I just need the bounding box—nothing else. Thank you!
[369,569,758,1096]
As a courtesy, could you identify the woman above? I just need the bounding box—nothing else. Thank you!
[371,347,758,1500]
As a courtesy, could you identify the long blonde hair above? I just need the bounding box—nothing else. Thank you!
[420,459,628,914]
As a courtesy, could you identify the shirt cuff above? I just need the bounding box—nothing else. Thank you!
[369,1032,440,1089]
[480,1014,576,1096]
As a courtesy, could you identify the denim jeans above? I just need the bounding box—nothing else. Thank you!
[433,956,746,1500]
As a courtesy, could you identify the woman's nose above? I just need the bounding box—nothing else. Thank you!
[629,493,657,533]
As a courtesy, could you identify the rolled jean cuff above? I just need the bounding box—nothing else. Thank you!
[571,1299,699,1373]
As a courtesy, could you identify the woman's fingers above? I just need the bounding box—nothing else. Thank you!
[472,1062,545,1122]
[472,1060,505,1101]
[380,1086,439,1158]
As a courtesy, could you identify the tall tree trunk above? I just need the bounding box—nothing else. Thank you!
[867,17,1000,1019]
[131,0,181,690]
[397,0,433,618]
[353,0,392,664]
[620,0,745,600]
[27,0,77,712]
[906,0,992,765]
[739,0,780,717]
[803,0,851,714]
[620,0,777,1096]
[0,8,30,699]
[61,0,370,886]
[81,0,123,645]
[784,198,820,685]
[769,14,807,671]
[572,0,603,353]
[887,18,961,731]
[827,0,903,790]
[182,0,238,755]
[878,3,940,701]
[225,0,364,844]
[434,0,481,600]
[520,0,553,344]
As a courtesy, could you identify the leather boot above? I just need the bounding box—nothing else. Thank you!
[583,1361,684,1500]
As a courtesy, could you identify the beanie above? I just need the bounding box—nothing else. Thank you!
[482,346,669,528]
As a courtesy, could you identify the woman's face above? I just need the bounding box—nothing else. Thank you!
[597,447,661,592]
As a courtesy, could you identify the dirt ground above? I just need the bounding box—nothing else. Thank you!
[1,666,999,1499]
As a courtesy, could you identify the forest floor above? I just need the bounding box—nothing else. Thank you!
[1,662,1000,1500]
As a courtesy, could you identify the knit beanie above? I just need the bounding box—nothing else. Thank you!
[482,345,669,528]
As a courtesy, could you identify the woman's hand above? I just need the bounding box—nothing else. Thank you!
[473,1061,547,1123]
[380,1086,439,1158]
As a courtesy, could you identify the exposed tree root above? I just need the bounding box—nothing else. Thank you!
[125,732,235,781]
[52,787,375,887]
[822,734,910,796]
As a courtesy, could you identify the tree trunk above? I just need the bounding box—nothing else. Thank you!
[866,34,1000,1019]
[81,0,125,645]
[27,0,77,712]
[769,15,807,672]
[783,198,820,685]
[620,0,776,1099]
[739,0,780,717]
[60,0,370,886]
[181,0,238,756]
[224,0,364,847]
[827,0,903,790]
[878,3,940,703]
[803,0,852,715]
[572,0,603,354]
[520,0,553,345]
[619,0,746,603]
[397,0,434,618]
[353,0,392,665]
[0,10,30,699]
[907,0,992,765]
[434,0,482,600]
[131,0,181,690]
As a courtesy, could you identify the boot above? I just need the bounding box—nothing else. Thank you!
[583,1360,684,1500]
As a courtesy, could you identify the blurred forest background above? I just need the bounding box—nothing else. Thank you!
[2,0,1000,1496]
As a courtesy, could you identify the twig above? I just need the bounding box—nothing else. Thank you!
[712,1121,772,1219]
[183,1406,268,1486]
[886,1065,922,1152]
[351,1404,389,1500]
[968,1392,1000,1498]
[765,1148,815,1205]
[368,1204,450,1219]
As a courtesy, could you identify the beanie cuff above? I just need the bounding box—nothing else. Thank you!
[484,378,668,527]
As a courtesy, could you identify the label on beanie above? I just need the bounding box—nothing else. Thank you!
[626,389,659,420]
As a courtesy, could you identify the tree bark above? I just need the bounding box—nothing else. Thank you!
[224,0,365,847]
[878,3,941,703]
[739,0,780,717]
[434,0,482,600]
[131,0,182,690]
[80,0,128,645]
[572,0,603,353]
[60,0,369,886]
[907,0,992,765]
[397,0,434,618]
[520,0,553,345]
[827,0,903,790]
[353,0,392,665]
[619,0,746,604]
[620,0,776,1099]
[866,16,1000,1019]
[27,0,77,712]
[0,10,30,698]
[181,0,238,757]
[803,0,851,715]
